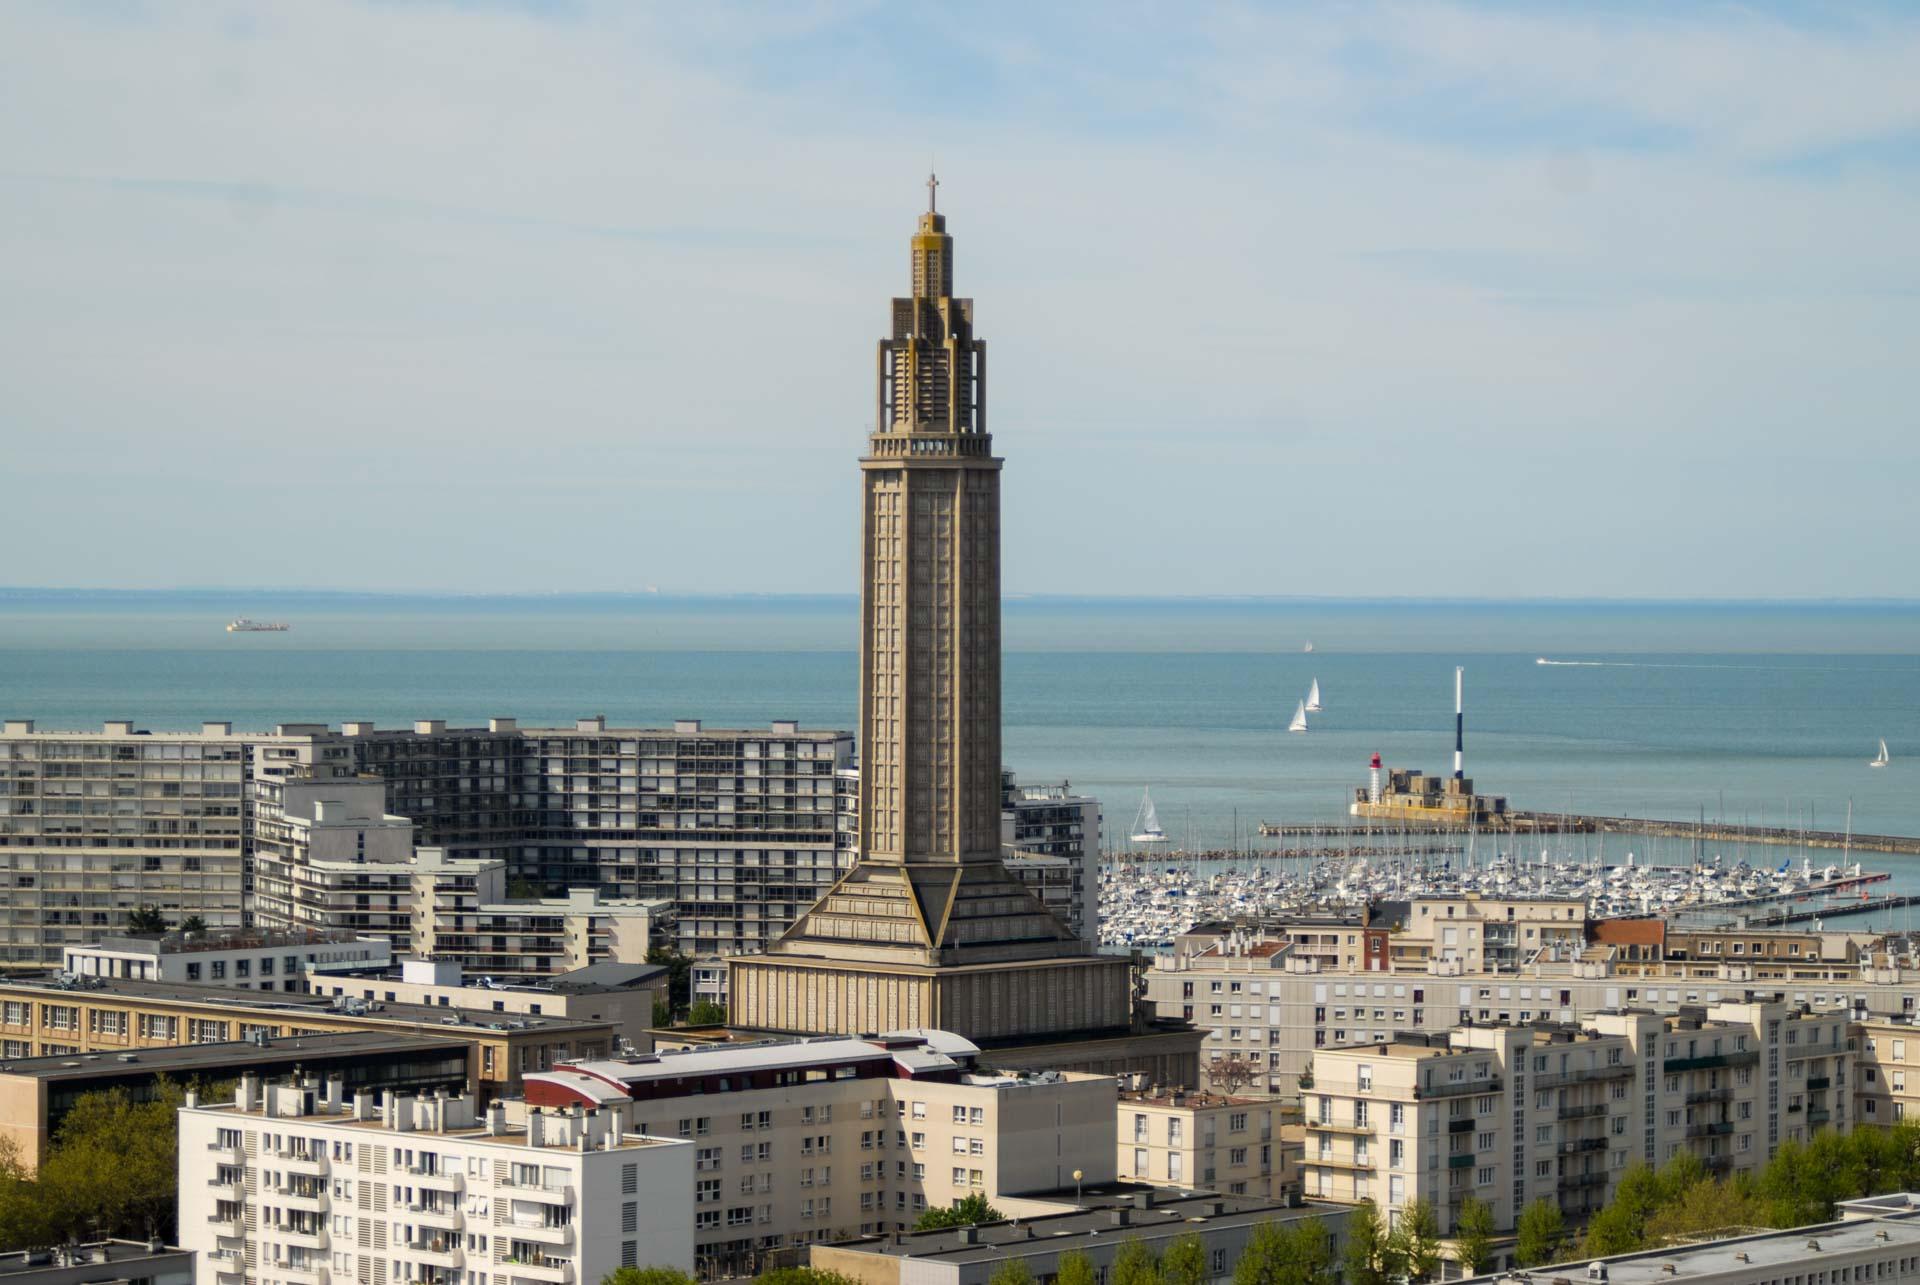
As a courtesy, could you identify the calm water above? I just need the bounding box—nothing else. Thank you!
[3,593,1918,901]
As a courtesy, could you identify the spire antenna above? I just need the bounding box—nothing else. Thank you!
[926,170,939,213]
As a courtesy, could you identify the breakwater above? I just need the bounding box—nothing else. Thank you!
[1257,814,1920,856]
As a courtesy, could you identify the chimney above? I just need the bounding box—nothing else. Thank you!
[528,1109,547,1149]
[184,1088,199,1109]
[324,1078,345,1113]
[487,1100,508,1136]
[352,1091,375,1121]
[236,1074,257,1112]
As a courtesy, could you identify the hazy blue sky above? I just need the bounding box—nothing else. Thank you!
[2,2,1917,597]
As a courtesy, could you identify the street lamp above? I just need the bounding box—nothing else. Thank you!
[1073,1169,1084,1205]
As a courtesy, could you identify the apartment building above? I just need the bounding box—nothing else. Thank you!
[0,719,342,967]
[999,772,1102,943]
[1149,926,1905,1097]
[310,959,666,1050]
[1115,1089,1289,1198]
[1301,1000,1852,1233]
[0,1031,470,1173]
[0,973,613,1096]
[0,1241,193,1285]
[522,1031,1118,1279]
[61,928,391,991]
[177,1077,694,1285]
[342,718,854,961]
[1850,1015,1920,1128]
[812,1191,1351,1285]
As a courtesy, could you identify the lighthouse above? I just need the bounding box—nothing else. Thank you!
[1369,752,1382,805]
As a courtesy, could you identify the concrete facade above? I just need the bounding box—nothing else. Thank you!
[60,928,391,991]
[176,1080,693,1285]
[521,1030,1116,1278]
[1116,1089,1290,1198]
[0,1241,193,1285]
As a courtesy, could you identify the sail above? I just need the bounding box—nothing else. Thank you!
[1306,679,1322,711]
[1873,739,1890,766]
[1288,701,1308,733]
[1131,788,1167,841]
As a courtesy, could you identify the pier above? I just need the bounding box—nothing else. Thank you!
[1257,813,1920,857]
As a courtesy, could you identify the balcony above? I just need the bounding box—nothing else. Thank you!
[1535,1064,1635,1090]
[277,1187,328,1214]
[1559,1138,1607,1155]
[208,1252,246,1285]
[1663,1051,1759,1073]
[209,1213,246,1239]
[504,1181,575,1206]
[1809,1109,1833,1127]
[206,1176,245,1201]
[1306,1154,1375,1172]
[1705,1154,1735,1173]
[1447,1153,1475,1169]
[403,1241,465,1269]
[409,1168,465,1194]
[272,1226,328,1251]
[507,1223,575,1249]
[272,1262,329,1285]
[1685,1088,1731,1106]
[1558,1104,1607,1121]
[204,1139,244,1163]
[1448,1118,1475,1134]
[407,1205,464,1232]
[1415,1077,1500,1101]
[1807,1076,1832,1091]
[1307,1121,1374,1136]
[503,1258,575,1284]
[1686,1121,1733,1138]
[275,1150,329,1177]
[1558,1171,1607,1190]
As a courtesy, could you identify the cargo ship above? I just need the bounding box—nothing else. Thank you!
[226,618,290,632]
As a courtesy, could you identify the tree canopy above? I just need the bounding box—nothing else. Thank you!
[599,1269,694,1285]
[1452,1196,1496,1276]
[914,1193,1004,1230]
[1514,1198,1566,1268]
[1232,1216,1335,1285]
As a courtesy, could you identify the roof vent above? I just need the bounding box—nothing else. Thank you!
[1806,1241,1821,1252]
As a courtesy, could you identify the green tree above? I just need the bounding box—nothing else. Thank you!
[646,947,694,1016]
[1390,1198,1442,1284]
[125,905,167,933]
[754,1270,859,1285]
[1643,1178,1767,1246]
[687,999,729,1027]
[178,915,207,935]
[599,1269,695,1285]
[1514,1198,1565,1269]
[1452,1195,1496,1276]
[1162,1233,1208,1285]
[507,878,544,900]
[1056,1250,1099,1285]
[914,1193,1004,1230]
[1111,1237,1162,1285]
[1342,1201,1391,1285]
[988,1263,1035,1285]
[1233,1217,1334,1285]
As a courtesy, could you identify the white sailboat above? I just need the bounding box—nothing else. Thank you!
[1130,789,1169,843]
[1305,678,1322,712]
[1288,700,1308,734]
[1871,739,1890,768]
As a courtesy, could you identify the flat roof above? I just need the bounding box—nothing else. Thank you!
[191,1099,676,1152]
[836,1194,1340,1263]
[1474,1209,1920,1285]
[0,975,604,1034]
[554,1031,980,1086]
[0,1241,189,1276]
[0,1031,459,1081]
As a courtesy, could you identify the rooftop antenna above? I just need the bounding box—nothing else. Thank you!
[927,168,939,214]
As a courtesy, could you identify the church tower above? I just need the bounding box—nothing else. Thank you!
[727,185,1136,1042]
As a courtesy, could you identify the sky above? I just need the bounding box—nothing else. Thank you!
[1,1,1917,599]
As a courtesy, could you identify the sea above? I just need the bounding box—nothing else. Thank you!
[4,591,1919,907]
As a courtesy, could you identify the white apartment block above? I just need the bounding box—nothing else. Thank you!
[1149,923,1908,1097]
[1301,1000,1852,1234]
[61,928,391,991]
[522,1031,1117,1279]
[0,719,345,966]
[177,1076,693,1285]
[1115,1089,1288,1198]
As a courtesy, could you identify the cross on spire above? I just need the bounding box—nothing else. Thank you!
[926,171,939,213]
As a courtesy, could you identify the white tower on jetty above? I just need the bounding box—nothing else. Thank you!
[1369,752,1382,805]
[1453,666,1465,781]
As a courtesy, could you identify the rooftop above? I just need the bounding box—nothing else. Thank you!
[189,1084,676,1152]
[1119,1089,1266,1109]
[0,973,605,1034]
[549,1030,982,1088]
[0,1030,459,1080]
[1473,1205,1920,1285]
[0,1240,188,1278]
[76,927,376,956]
[833,1192,1339,1264]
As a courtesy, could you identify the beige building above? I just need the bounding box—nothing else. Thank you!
[1149,922,1905,1097]
[523,1030,1117,1278]
[0,973,612,1096]
[1301,1000,1851,1233]
[728,187,1137,1052]
[177,1078,694,1285]
[1851,1016,1920,1128]
[1116,1089,1290,1199]
[61,927,390,991]
[0,719,342,968]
